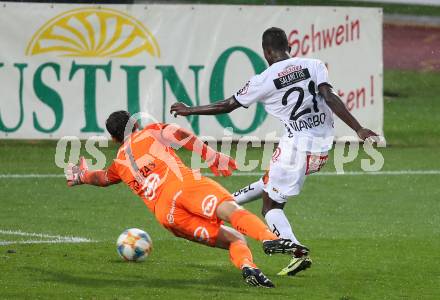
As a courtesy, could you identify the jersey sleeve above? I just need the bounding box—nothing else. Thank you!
[234,75,266,108]
[106,161,122,184]
[143,122,170,145]
[144,123,165,131]
[315,60,332,88]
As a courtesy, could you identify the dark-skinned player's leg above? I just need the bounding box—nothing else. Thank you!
[262,191,312,276]
[215,201,309,286]
[261,191,309,256]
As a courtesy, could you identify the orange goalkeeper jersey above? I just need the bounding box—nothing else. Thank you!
[106,123,195,213]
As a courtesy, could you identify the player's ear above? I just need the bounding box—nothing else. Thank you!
[288,46,292,55]
[263,48,271,62]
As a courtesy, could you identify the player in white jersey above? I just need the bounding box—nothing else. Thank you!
[170,27,378,276]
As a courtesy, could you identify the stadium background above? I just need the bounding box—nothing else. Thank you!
[0,0,439,299]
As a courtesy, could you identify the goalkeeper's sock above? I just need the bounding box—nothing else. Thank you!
[229,240,256,269]
[264,208,301,245]
[233,178,264,205]
[230,209,278,241]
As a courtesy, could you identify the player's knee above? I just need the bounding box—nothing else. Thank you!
[232,231,246,244]
[261,192,285,217]
[216,225,246,249]
[216,200,242,222]
[261,205,275,216]
[261,200,285,216]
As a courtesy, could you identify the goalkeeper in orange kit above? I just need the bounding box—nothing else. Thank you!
[65,111,308,288]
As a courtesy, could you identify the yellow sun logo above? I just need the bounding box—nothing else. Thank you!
[26,7,160,58]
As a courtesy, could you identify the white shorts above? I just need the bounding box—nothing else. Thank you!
[264,137,328,203]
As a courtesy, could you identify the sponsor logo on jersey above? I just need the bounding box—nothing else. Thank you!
[201,195,218,217]
[194,226,210,243]
[142,173,160,201]
[167,190,182,224]
[277,65,303,77]
[236,81,250,96]
[273,68,311,89]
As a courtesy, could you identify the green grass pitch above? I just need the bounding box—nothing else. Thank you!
[0,70,439,299]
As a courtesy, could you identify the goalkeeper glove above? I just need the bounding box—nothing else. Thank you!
[205,152,237,177]
[65,157,88,187]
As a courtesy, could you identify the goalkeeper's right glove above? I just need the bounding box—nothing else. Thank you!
[65,157,89,187]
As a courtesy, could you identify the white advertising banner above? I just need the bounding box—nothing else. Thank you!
[0,3,383,140]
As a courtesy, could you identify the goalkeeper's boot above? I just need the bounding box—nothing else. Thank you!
[263,238,309,257]
[277,255,312,276]
[242,267,275,288]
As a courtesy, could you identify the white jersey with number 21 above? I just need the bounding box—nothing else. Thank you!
[234,57,335,153]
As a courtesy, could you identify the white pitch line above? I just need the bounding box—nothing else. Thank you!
[0,229,94,246]
[205,170,440,176]
[314,170,440,176]
[0,238,93,246]
[0,229,92,240]
[0,174,62,178]
[0,170,440,179]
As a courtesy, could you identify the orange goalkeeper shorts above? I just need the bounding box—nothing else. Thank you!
[154,175,233,247]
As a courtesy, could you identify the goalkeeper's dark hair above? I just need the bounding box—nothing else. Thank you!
[106,110,131,143]
[262,27,289,52]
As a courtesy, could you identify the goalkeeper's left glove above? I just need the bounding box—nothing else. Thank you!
[65,157,88,187]
[205,152,237,177]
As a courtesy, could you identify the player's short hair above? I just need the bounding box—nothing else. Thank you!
[106,110,131,143]
[262,27,289,51]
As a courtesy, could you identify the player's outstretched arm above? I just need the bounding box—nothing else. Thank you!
[160,124,237,176]
[170,96,242,117]
[319,84,378,141]
[65,157,118,187]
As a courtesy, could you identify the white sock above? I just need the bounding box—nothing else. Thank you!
[233,179,264,205]
[264,208,301,245]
